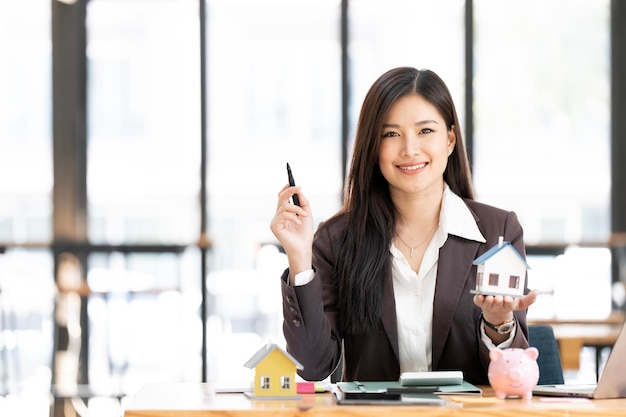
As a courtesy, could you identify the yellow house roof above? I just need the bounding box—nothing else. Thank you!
[244,342,304,371]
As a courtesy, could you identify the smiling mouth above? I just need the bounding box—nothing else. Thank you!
[398,163,427,171]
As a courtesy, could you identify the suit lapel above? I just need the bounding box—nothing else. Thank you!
[380,261,400,363]
[431,236,480,369]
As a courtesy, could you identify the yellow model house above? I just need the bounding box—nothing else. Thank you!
[243,342,304,399]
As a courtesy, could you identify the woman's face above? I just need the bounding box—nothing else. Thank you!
[378,93,456,198]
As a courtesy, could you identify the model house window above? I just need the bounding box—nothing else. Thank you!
[509,275,520,289]
[488,273,499,286]
[260,376,271,390]
[281,376,291,390]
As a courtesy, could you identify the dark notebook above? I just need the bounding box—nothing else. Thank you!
[333,378,481,405]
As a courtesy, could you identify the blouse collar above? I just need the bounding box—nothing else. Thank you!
[439,182,486,243]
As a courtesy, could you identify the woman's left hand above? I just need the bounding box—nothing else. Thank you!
[473,289,538,324]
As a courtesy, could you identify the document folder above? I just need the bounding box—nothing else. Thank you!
[333,379,481,405]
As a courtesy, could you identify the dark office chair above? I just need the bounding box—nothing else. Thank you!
[528,324,565,385]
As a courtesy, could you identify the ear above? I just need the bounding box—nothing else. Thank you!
[489,348,503,362]
[525,347,539,361]
[447,126,456,155]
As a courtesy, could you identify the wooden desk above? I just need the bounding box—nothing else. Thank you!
[123,383,626,417]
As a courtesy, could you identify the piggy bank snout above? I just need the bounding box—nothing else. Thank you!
[505,365,537,382]
[507,368,522,381]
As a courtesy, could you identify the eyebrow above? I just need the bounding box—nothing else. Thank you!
[382,120,440,129]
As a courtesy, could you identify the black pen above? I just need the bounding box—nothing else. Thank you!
[286,162,300,207]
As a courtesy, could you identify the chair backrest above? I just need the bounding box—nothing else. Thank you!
[528,324,565,385]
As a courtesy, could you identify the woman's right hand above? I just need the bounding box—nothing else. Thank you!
[270,184,314,277]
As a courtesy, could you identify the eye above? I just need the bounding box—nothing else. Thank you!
[382,131,400,138]
[420,128,434,134]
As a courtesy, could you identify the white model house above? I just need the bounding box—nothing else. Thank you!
[471,236,530,297]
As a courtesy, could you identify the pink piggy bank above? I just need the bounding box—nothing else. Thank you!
[488,347,539,399]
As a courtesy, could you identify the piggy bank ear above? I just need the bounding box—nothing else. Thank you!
[489,348,504,362]
[525,347,539,360]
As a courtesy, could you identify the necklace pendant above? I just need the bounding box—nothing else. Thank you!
[409,247,415,258]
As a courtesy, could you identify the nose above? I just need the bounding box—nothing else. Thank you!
[508,369,522,381]
[401,132,420,156]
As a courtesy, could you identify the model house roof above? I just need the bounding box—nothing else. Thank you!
[473,240,531,269]
[244,342,304,370]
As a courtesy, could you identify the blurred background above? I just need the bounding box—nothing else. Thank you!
[1,0,625,416]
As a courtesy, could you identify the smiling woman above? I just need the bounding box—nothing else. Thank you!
[271,67,537,385]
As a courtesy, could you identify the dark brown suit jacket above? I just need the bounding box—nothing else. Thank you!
[281,198,530,385]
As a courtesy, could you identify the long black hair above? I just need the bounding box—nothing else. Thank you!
[335,67,474,334]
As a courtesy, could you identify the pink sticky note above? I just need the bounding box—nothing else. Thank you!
[296,381,316,394]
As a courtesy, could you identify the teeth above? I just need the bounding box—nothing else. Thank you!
[399,163,426,171]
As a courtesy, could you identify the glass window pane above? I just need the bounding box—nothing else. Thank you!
[473,0,610,245]
[0,249,55,395]
[205,3,342,278]
[349,0,466,145]
[0,1,52,243]
[87,0,201,244]
[474,0,611,321]
[205,0,342,382]
[84,0,203,396]
[527,248,612,320]
[86,250,202,392]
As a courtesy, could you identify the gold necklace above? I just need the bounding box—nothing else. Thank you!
[395,224,438,258]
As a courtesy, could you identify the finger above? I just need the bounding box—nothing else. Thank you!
[479,295,496,310]
[276,203,305,226]
[514,289,538,311]
[278,185,306,209]
[276,184,294,208]
[270,218,301,242]
[502,295,515,309]
[473,294,481,306]
[474,294,499,310]
[283,210,304,225]
[285,189,312,219]
[295,189,310,210]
